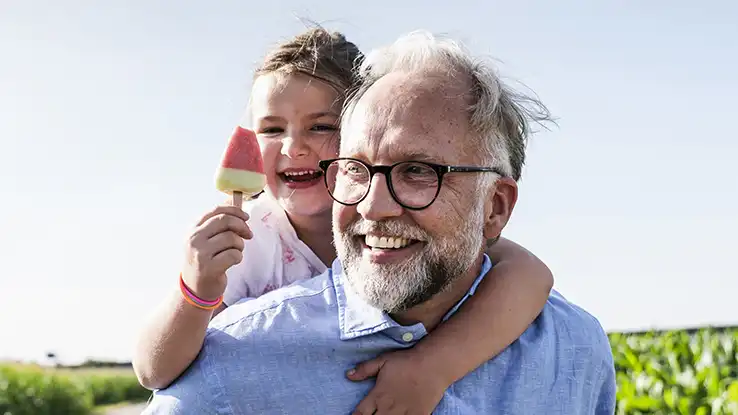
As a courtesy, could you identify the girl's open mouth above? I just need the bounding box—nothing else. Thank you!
[279,169,324,189]
[279,169,323,183]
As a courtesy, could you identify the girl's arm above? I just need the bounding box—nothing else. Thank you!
[132,293,227,390]
[348,237,553,414]
[133,205,254,391]
[133,259,254,390]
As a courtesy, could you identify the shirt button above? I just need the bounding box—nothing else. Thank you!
[402,332,414,342]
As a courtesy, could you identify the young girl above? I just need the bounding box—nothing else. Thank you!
[133,28,554,414]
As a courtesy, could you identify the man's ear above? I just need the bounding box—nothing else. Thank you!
[483,177,518,240]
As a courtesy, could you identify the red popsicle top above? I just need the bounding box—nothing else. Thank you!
[220,126,264,174]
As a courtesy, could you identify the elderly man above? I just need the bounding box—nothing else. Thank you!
[144,31,616,414]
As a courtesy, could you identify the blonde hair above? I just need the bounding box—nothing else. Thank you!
[254,27,363,100]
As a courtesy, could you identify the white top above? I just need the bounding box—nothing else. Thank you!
[222,195,328,305]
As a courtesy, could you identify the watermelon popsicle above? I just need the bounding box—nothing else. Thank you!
[214,126,266,209]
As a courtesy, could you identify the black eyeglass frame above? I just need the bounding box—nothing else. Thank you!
[318,157,505,211]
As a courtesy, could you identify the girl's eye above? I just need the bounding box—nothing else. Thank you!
[259,127,284,135]
[311,124,338,132]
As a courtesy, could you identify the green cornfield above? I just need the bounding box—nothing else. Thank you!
[0,364,150,415]
[3,327,738,414]
[611,327,738,414]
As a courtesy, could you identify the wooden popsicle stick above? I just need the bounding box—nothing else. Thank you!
[232,190,243,209]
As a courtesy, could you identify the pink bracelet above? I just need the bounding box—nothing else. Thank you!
[179,273,223,309]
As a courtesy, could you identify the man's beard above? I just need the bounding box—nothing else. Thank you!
[334,201,486,314]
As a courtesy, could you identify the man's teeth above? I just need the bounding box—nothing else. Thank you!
[365,235,411,249]
[284,170,317,177]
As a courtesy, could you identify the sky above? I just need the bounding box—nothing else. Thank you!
[1,1,736,364]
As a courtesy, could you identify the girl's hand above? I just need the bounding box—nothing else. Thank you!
[182,205,252,301]
[348,348,448,415]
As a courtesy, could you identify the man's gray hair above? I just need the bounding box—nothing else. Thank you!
[342,30,554,181]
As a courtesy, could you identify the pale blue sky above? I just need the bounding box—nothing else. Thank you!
[1,1,736,364]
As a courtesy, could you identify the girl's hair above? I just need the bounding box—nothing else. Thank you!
[245,28,362,201]
[254,27,364,99]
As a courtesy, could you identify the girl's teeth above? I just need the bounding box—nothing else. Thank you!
[285,170,315,176]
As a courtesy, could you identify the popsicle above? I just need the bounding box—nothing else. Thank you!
[214,126,266,208]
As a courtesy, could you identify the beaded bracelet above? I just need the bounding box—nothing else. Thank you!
[179,273,223,311]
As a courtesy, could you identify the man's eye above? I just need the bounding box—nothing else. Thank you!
[401,165,432,177]
[403,165,424,175]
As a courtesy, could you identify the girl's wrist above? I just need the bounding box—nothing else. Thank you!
[409,343,460,386]
[180,271,225,302]
[179,273,224,311]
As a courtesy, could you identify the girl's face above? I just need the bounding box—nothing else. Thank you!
[249,72,341,219]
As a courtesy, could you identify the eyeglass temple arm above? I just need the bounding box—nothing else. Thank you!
[447,166,505,175]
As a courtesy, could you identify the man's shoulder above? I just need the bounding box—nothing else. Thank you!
[210,269,337,334]
[537,291,616,411]
[546,290,609,336]
[534,290,613,363]
[451,290,614,413]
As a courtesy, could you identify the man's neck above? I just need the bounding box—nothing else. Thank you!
[391,254,485,331]
[286,210,336,266]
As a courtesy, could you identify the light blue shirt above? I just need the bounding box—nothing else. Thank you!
[143,255,616,414]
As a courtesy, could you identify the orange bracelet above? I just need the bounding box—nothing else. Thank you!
[179,273,223,311]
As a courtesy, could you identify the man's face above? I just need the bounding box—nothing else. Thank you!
[333,72,491,313]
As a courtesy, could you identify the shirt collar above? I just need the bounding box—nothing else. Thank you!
[332,254,493,341]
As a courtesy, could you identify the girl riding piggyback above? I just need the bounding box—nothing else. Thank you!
[133,27,555,414]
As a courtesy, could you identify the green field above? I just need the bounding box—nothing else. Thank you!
[611,327,738,414]
[3,326,738,414]
[0,363,150,415]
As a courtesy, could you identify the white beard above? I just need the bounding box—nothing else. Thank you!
[335,198,486,313]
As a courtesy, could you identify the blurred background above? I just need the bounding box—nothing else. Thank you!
[1,1,736,413]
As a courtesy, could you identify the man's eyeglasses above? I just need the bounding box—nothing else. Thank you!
[318,158,505,210]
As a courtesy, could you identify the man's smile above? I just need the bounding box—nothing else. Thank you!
[356,234,423,264]
[364,234,413,249]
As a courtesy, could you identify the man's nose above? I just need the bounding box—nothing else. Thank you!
[280,132,309,159]
[356,174,403,220]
